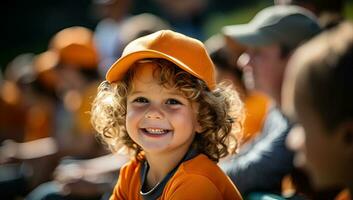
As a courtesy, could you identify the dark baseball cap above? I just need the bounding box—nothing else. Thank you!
[223,5,322,49]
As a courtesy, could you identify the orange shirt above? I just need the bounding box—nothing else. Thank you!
[335,189,351,200]
[111,154,243,200]
[238,91,271,147]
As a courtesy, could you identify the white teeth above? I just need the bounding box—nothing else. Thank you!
[145,128,167,134]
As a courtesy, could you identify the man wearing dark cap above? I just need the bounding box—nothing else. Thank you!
[219,5,321,197]
[223,5,320,104]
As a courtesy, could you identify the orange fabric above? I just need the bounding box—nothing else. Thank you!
[49,26,98,68]
[238,91,271,147]
[110,154,243,200]
[60,44,98,68]
[74,82,99,135]
[24,101,53,141]
[0,94,26,142]
[335,189,351,200]
[106,30,217,90]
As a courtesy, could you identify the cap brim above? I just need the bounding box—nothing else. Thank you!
[106,50,207,86]
[222,24,275,47]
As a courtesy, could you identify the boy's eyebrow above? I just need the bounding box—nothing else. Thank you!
[129,90,183,97]
[161,88,185,97]
[129,91,143,96]
[165,90,182,95]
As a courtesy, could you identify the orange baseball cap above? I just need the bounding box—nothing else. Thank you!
[49,26,98,69]
[106,30,216,90]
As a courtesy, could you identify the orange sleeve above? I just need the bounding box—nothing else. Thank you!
[110,159,142,200]
[167,174,224,200]
[240,92,271,146]
[110,162,131,200]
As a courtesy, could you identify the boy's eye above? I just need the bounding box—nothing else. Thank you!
[166,98,182,105]
[133,97,149,104]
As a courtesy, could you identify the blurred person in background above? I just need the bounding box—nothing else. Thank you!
[205,34,271,148]
[275,1,347,199]
[0,26,115,200]
[24,26,112,200]
[0,53,58,199]
[46,26,102,156]
[274,0,345,29]
[0,54,37,143]
[282,21,353,200]
[152,0,209,40]
[93,0,133,77]
[118,13,170,48]
[219,5,321,198]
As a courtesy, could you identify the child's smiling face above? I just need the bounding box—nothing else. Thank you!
[126,62,202,154]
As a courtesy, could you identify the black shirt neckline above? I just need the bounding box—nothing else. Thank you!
[140,148,199,200]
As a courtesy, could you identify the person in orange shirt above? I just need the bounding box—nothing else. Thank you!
[205,34,271,148]
[91,30,244,200]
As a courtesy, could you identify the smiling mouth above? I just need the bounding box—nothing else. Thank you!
[141,128,172,136]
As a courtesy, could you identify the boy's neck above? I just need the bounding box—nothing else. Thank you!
[144,147,190,189]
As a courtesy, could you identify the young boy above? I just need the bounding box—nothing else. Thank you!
[282,22,353,196]
[91,30,244,199]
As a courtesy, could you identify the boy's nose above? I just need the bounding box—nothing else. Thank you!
[144,107,163,119]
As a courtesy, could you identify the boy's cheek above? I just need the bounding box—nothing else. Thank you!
[127,105,147,116]
[126,109,142,128]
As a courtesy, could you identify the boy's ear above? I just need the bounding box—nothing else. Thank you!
[195,121,203,134]
[193,103,203,134]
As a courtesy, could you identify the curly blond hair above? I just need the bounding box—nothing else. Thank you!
[91,59,244,162]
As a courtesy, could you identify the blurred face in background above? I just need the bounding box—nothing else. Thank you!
[286,77,351,190]
[94,0,132,21]
[242,44,288,100]
[154,0,208,18]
